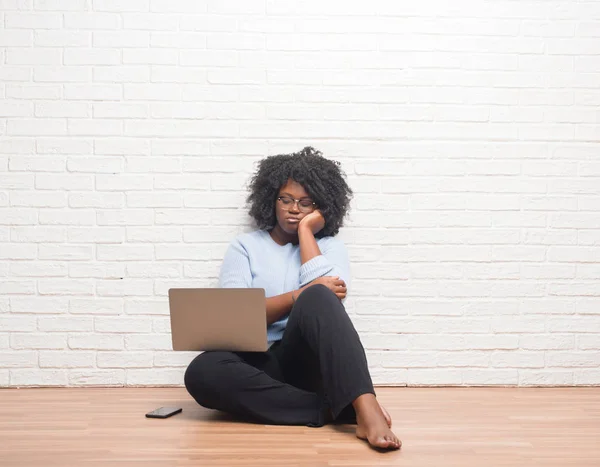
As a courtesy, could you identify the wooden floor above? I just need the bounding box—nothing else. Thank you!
[1,388,599,467]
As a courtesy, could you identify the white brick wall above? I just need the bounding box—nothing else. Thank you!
[1,0,599,387]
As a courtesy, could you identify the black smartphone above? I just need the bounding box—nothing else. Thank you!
[145,407,182,419]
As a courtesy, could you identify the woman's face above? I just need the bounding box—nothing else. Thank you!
[274,179,316,234]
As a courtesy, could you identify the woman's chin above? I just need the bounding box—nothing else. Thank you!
[281,222,300,234]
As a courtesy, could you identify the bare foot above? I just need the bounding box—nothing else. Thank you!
[378,402,392,428]
[354,394,401,450]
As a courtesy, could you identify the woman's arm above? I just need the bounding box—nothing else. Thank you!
[220,239,298,325]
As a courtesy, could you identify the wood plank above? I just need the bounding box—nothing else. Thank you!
[1,388,599,466]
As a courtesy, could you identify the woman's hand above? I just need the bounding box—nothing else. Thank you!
[298,210,325,235]
[305,276,347,300]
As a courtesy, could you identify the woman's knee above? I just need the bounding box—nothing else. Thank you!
[184,351,230,406]
[297,283,337,303]
[294,283,345,317]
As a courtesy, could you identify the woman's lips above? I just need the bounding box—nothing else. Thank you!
[287,217,300,224]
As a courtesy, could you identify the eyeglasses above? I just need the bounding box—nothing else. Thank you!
[277,196,316,213]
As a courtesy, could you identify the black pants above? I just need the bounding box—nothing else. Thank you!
[184,284,375,427]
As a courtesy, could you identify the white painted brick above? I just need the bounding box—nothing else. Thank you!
[519,370,574,387]
[183,227,243,244]
[0,100,34,117]
[151,32,206,49]
[93,66,150,83]
[153,351,196,367]
[150,0,206,13]
[97,245,153,261]
[127,227,181,243]
[64,12,119,29]
[97,351,153,368]
[179,50,237,67]
[95,317,152,333]
[11,333,67,350]
[547,352,600,368]
[0,244,36,260]
[125,299,168,315]
[6,84,61,99]
[39,245,92,261]
[68,369,125,386]
[128,262,181,278]
[127,192,182,208]
[6,48,62,65]
[154,174,210,190]
[0,138,35,155]
[548,247,600,263]
[69,298,122,315]
[125,368,184,386]
[93,0,149,12]
[154,279,205,296]
[549,283,600,297]
[96,209,153,226]
[35,101,91,117]
[122,12,179,30]
[68,119,123,137]
[96,174,153,191]
[0,29,32,47]
[10,192,66,208]
[93,31,149,48]
[521,334,575,350]
[125,334,171,351]
[39,351,94,368]
[8,118,67,136]
[67,227,124,244]
[96,279,154,297]
[578,336,600,350]
[38,279,94,296]
[68,192,124,209]
[155,245,211,261]
[578,231,600,247]
[37,137,92,155]
[0,280,36,295]
[10,369,67,387]
[10,297,68,314]
[491,351,545,368]
[549,317,600,333]
[67,157,123,174]
[0,351,38,368]
[152,139,210,156]
[0,66,31,82]
[0,174,34,189]
[407,369,463,386]
[39,209,95,226]
[11,226,66,242]
[34,30,90,47]
[462,369,519,386]
[123,49,178,66]
[436,352,490,368]
[93,103,148,119]
[69,333,123,350]
[35,174,94,190]
[0,316,36,332]
[64,84,121,101]
[1,3,599,388]
[380,351,435,368]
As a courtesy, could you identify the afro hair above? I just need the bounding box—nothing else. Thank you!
[246,146,353,237]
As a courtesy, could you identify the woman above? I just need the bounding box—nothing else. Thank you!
[185,147,401,450]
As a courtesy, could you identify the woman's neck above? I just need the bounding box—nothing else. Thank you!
[269,225,299,246]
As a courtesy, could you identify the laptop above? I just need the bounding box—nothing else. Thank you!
[168,288,268,352]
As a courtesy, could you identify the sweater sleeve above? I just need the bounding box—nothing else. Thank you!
[219,238,252,288]
[299,237,351,288]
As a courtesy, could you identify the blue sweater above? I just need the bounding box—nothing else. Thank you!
[219,229,351,343]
